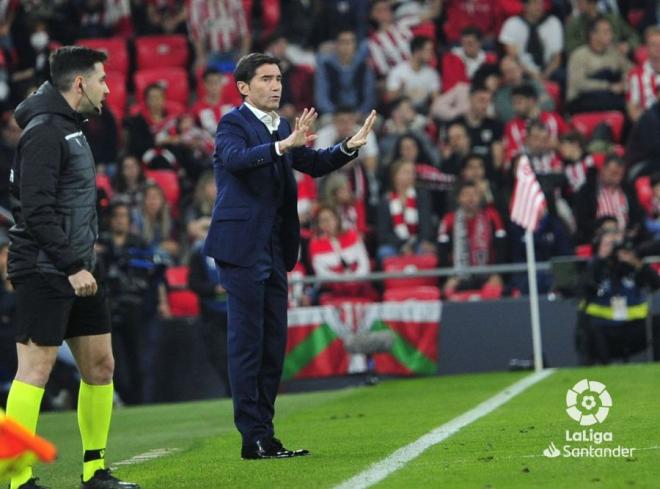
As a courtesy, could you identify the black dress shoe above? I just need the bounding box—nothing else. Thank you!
[241,439,310,460]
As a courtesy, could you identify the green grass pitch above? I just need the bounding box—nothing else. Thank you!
[23,363,660,488]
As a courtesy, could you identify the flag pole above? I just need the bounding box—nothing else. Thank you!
[525,229,544,372]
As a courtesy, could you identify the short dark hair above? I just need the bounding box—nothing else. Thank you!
[511,83,538,99]
[234,52,280,86]
[202,67,222,80]
[526,118,549,134]
[461,153,486,170]
[143,82,165,100]
[588,15,611,35]
[461,26,482,40]
[604,153,625,167]
[410,36,432,54]
[49,46,107,92]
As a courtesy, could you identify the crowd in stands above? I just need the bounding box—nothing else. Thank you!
[1,0,660,401]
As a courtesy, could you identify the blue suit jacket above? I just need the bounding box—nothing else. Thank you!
[203,104,358,271]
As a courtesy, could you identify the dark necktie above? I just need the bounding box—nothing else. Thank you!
[526,20,545,71]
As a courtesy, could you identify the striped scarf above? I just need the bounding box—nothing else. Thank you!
[596,186,628,230]
[389,188,418,240]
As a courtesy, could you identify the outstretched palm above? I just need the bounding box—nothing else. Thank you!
[288,107,318,147]
[347,110,377,150]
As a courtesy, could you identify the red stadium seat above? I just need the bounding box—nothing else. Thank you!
[144,169,181,214]
[571,111,625,143]
[96,173,113,199]
[76,37,129,76]
[635,176,653,214]
[261,0,281,38]
[628,9,646,28]
[133,67,189,105]
[383,286,440,302]
[135,35,189,70]
[104,72,126,122]
[383,254,438,290]
[575,244,593,258]
[165,266,200,317]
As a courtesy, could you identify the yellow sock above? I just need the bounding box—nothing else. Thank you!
[78,381,114,482]
[6,380,45,489]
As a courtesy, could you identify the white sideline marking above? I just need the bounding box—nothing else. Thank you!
[334,369,556,489]
[110,448,182,469]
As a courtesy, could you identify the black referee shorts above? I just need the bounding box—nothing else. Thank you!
[12,272,111,346]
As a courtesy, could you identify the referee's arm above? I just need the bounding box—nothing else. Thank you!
[19,125,85,275]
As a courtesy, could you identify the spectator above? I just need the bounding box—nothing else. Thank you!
[498,0,564,80]
[314,29,375,117]
[188,240,230,397]
[191,67,239,137]
[523,119,564,176]
[385,36,440,111]
[503,83,568,164]
[96,201,153,404]
[188,0,250,68]
[132,182,180,261]
[559,131,605,193]
[493,55,555,122]
[567,16,632,113]
[576,227,660,364]
[0,0,18,51]
[510,207,573,293]
[441,27,494,93]
[437,180,507,295]
[295,170,317,235]
[626,26,660,123]
[565,0,639,56]
[642,172,660,240]
[279,0,319,48]
[322,173,367,236]
[442,0,500,45]
[441,120,472,176]
[112,154,147,214]
[9,18,51,107]
[380,96,435,159]
[84,104,118,167]
[315,107,380,223]
[573,155,645,245]
[451,84,503,172]
[377,160,435,260]
[184,170,215,245]
[124,83,183,159]
[626,98,660,174]
[74,0,133,38]
[457,153,502,211]
[308,0,370,48]
[309,205,376,301]
[367,0,415,79]
[143,0,188,35]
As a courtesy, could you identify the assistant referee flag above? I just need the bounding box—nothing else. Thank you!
[510,154,546,231]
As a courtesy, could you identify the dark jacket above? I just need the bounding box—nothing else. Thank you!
[626,101,660,171]
[8,82,98,279]
[203,104,357,271]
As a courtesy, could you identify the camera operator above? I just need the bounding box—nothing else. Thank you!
[96,200,166,404]
[577,220,660,364]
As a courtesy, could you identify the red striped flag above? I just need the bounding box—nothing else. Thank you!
[511,155,546,231]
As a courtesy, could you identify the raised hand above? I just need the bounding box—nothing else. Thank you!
[279,108,318,153]
[346,110,377,150]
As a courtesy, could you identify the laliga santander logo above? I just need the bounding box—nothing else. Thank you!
[566,379,612,426]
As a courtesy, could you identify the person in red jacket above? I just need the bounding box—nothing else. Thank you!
[309,205,376,301]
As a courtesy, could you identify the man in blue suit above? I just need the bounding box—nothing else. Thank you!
[203,53,376,459]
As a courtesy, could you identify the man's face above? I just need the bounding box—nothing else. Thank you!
[470,90,491,118]
[526,127,549,156]
[371,0,393,25]
[461,34,481,58]
[145,87,165,113]
[239,63,282,112]
[600,162,625,187]
[591,20,613,49]
[648,33,660,63]
[462,157,485,181]
[512,95,534,118]
[204,73,224,99]
[110,206,131,234]
[416,40,434,65]
[448,125,470,154]
[336,32,357,60]
[501,57,523,85]
[80,62,109,116]
[458,186,481,213]
[524,0,544,22]
[334,112,357,138]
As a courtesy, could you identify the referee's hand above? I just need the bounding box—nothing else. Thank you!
[68,269,98,297]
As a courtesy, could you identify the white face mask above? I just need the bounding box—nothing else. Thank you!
[30,31,49,51]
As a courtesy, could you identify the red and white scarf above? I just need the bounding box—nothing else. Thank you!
[389,188,418,240]
[596,186,628,230]
[453,208,493,271]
